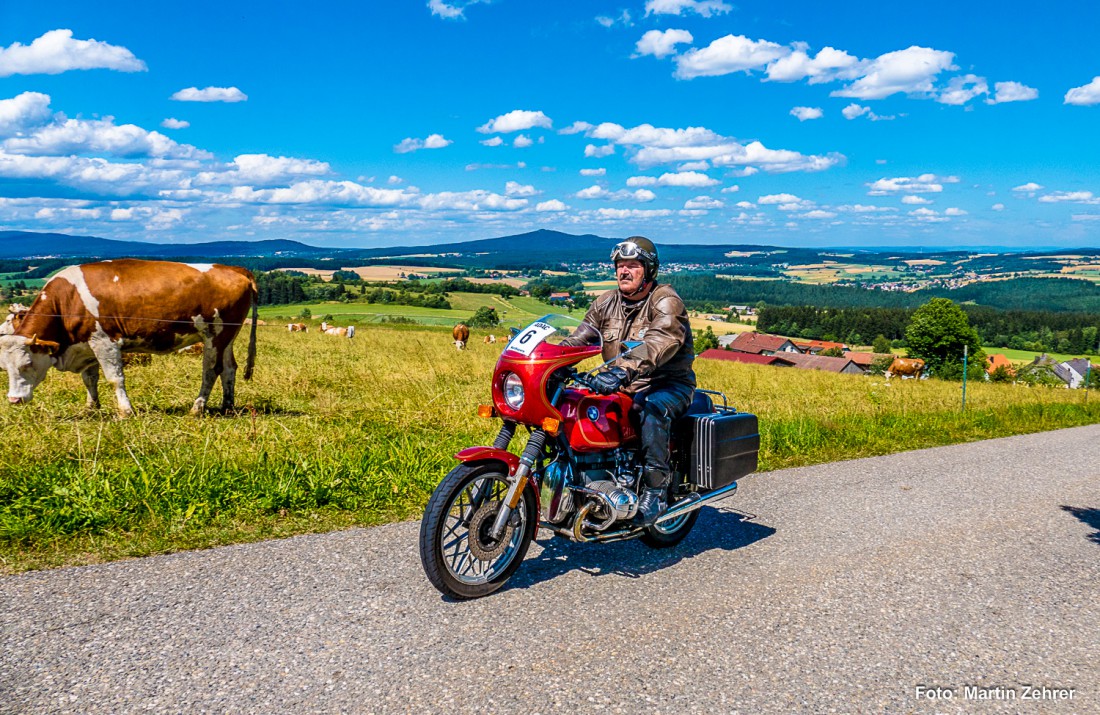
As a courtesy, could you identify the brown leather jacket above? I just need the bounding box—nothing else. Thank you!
[562,283,695,392]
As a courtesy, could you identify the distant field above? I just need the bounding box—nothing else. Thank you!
[986,347,1100,364]
[280,265,456,281]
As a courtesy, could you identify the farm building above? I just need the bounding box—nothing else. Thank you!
[697,349,794,367]
[986,353,1015,376]
[792,339,849,355]
[845,351,895,370]
[721,332,802,355]
[778,352,865,375]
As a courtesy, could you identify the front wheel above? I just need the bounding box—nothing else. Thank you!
[640,491,700,549]
[419,462,536,599]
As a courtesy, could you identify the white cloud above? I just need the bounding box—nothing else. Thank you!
[677,160,710,171]
[720,185,740,193]
[735,201,755,209]
[394,133,452,153]
[161,118,189,130]
[388,175,404,184]
[800,209,836,219]
[684,196,723,209]
[901,195,932,205]
[480,136,503,147]
[171,86,248,103]
[987,81,1038,104]
[634,29,694,59]
[574,185,657,202]
[841,103,893,121]
[944,207,967,216]
[576,184,609,199]
[627,176,657,186]
[0,29,146,77]
[585,144,615,158]
[831,46,956,100]
[657,171,718,187]
[766,46,863,84]
[632,189,657,202]
[727,166,759,177]
[867,173,957,195]
[644,0,732,17]
[937,74,988,105]
[559,121,593,135]
[216,154,331,185]
[596,10,633,28]
[504,181,537,197]
[513,134,533,148]
[536,199,568,212]
[580,168,606,176]
[593,208,673,219]
[428,0,490,19]
[1039,191,1100,204]
[790,106,823,121]
[231,180,415,207]
[675,34,789,79]
[1065,77,1100,106]
[477,109,552,134]
[759,193,805,205]
[0,91,52,136]
[991,203,1005,211]
[4,114,210,160]
[837,204,896,213]
[0,151,189,196]
[1012,182,1043,193]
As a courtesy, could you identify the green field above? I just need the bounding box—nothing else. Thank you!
[2,323,1099,573]
[986,347,1100,364]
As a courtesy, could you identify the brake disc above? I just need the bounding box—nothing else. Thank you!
[467,502,514,561]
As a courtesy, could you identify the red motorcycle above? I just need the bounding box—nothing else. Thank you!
[419,315,759,599]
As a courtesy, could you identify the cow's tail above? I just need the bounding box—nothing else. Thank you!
[244,282,258,381]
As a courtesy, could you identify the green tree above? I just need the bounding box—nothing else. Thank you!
[467,306,500,328]
[694,326,719,353]
[872,334,892,354]
[905,298,985,379]
[989,364,1014,383]
[820,346,845,357]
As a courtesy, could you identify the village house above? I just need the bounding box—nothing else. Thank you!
[722,332,802,355]
[697,350,795,367]
[1061,358,1094,388]
[792,339,849,355]
[778,352,866,375]
[986,353,1015,376]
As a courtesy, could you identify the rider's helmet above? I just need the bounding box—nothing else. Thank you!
[610,236,660,283]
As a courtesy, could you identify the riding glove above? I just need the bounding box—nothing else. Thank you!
[590,366,634,395]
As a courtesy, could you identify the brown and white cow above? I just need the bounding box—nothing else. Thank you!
[0,260,257,416]
[287,322,308,332]
[886,357,926,379]
[453,323,470,350]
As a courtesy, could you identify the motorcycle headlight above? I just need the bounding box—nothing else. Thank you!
[502,372,525,409]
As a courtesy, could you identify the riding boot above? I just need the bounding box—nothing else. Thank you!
[634,487,667,526]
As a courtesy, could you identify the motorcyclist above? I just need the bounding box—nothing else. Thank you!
[561,236,696,525]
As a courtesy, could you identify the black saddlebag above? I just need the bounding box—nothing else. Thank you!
[690,410,759,490]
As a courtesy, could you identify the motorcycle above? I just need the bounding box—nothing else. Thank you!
[419,315,760,599]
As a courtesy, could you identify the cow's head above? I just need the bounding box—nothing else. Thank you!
[0,334,60,404]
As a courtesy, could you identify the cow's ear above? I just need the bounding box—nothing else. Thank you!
[27,336,61,355]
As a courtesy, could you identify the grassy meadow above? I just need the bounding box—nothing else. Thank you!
[2,322,1099,573]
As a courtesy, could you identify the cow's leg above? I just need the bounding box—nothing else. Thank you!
[80,365,100,410]
[219,343,238,412]
[90,340,133,417]
[191,340,219,415]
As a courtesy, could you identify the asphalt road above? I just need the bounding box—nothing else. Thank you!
[2,425,1098,714]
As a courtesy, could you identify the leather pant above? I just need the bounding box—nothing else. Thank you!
[632,382,695,490]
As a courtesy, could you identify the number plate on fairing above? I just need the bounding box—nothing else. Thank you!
[505,321,557,356]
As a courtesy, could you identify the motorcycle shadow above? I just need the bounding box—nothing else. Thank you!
[507,507,776,592]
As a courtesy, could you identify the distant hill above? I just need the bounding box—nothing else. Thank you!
[0,231,331,259]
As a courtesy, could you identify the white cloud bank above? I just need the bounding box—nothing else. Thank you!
[790,106,823,121]
[394,134,452,153]
[1065,77,1100,106]
[0,29,146,77]
[634,29,694,59]
[644,0,732,17]
[477,110,552,134]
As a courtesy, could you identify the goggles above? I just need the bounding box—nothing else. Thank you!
[610,241,654,263]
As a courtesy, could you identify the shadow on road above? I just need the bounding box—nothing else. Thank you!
[502,507,776,593]
[1061,505,1100,545]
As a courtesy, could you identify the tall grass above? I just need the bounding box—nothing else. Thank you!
[1,325,1097,573]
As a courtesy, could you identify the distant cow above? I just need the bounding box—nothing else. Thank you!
[0,260,257,416]
[321,322,355,338]
[244,318,266,326]
[1,303,29,336]
[483,334,497,344]
[287,322,308,332]
[453,323,470,350]
[886,357,925,379]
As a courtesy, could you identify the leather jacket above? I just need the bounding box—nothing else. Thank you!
[562,283,695,392]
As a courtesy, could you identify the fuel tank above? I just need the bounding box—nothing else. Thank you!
[557,388,639,453]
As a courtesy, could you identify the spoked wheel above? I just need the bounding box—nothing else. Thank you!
[640,489,700,549]
[419,462,536,599]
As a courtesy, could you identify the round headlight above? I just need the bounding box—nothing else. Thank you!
[503,372,525,409]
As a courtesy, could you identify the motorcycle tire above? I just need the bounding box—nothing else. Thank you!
[640,495,700,549]
[419,461,537,600]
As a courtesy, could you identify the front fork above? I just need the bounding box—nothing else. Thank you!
[489,426,547,539]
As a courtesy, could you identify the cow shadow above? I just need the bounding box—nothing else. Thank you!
[494,507,776,595]
[1062,505,1100,545]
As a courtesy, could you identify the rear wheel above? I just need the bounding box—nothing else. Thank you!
[640,489,699,549]
[419,462,536,599]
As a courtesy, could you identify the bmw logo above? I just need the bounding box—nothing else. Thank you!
[586,406,600,421]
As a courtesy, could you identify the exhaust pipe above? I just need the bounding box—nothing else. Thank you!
[654,481,739,525]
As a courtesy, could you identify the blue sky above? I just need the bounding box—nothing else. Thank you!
[1,0,1099,249]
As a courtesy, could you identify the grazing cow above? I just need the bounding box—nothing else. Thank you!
[0,259,257,416]
[483,334,497,344]
[886,357,926,379]
[244,318,266,326]
[1,303,29,336]
[287,322,308,332]
[322,322,354,337]
[453,323,470,350]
